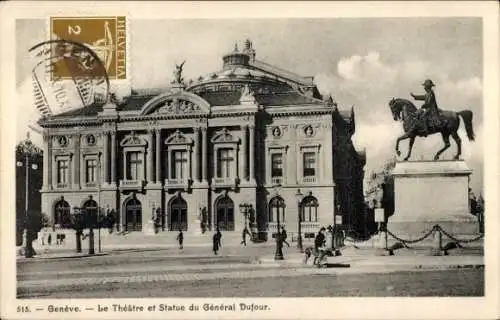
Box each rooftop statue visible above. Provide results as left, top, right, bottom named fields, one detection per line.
left=389, top=79, right=475, bottom=161
left=173, top=60, right=186, bottom=84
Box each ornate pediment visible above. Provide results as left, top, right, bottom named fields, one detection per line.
left=211, top=127, right=239, bottom=143
left=165, top=130, right=192, bottom=145
left=120, top=132, right=147, bottom=147
left=157, top=98, right=201, bottom=114
left=141, top=91, right=210, bottom=116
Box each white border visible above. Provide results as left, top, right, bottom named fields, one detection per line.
left=1, top=2, right=499, bottom=320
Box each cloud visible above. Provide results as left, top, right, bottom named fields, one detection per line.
left=316, top=51, right=483, bottom=192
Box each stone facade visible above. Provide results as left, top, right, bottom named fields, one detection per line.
left=38, top=40, right=365, bottom=239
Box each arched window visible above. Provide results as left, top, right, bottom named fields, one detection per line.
left=301, top=196, right=319, bottom=222
left=269, top=196, right=286, bottom=223
left=54, top=199, right=71, bottom=228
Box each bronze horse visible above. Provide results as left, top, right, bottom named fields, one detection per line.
left=388, top=98, right=475, bottom=161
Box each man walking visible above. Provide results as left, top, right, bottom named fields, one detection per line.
left=213, top=228, right=222, bottom=255
left=240, top=227, right=251, bottom=246
left=176, top=229, right=184, bottom=250
left=281, top=226, right=290, bottom=247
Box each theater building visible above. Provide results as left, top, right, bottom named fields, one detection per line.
left=38, top=39, right=365, bottom=239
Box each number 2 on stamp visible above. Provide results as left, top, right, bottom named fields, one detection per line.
left=68, top=25, right=81, bottom=35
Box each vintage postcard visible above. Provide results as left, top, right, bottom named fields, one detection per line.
left=1, top=1, right=499, bottom=320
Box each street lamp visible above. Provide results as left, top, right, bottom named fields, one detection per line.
left=295, top=189, right=304, bottom=253
left=239, top=202, right=251, bottom=230
left=273, top=186, right=284, bottom=260
left=16, top=154, right=38, bottom=258
left=71, top=207, right=84, bottom=253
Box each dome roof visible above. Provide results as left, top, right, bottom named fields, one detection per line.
left=186, top=39, right=321, bottom=99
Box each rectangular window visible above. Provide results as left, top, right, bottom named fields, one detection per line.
left=85, top=159, right=97, bottom=183
left=217, top=148, right=233, bottom=178
left=57, top=160, right=69, bottom=184
left=171, top=150, right=188, bottom=179
left=303, top=152, right=316, bottom=177
left=271, top=153, right=283, bottom=177
left=126, top=152, right=142, bottom=180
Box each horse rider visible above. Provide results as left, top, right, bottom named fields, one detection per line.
left=410, top=79, right=441, bottom=137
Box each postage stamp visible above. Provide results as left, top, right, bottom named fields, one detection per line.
left=50, top=16, right=126, bottom=80
left=1, top=2, right=499, bottom=320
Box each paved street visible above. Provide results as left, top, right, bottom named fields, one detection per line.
left=17, top=248, right=484, bottom=298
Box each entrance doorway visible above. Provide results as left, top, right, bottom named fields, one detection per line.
left=215, top=196, right=234, bottom=231
left=169, top=197, right=187, bottom=231
left=125, top=198, right=142, bottom=231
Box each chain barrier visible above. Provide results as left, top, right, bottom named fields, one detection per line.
left=385, top=224, right=484, bottom=247
left=435, top=225, right=484, bottom=244
left=386, top=226, right=435, bottom=245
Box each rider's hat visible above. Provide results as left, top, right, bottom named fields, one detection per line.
left=422, top=79, right=436, bottom=87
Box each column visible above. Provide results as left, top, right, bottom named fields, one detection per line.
left=42, top=135, right=50, bottom=189
left=155, top=129, right=161, bottom=183
left=110, top=132, right=117, bottom=185
left=147, top=130, right=154, bottom=183
left=73, top=134, right=80, bottom=188
left=193, top=127, right=200, bottom=183
left=201, top=127, right=207, bottom=182
left=240, top=125, right=247, bottom=182
left=249, top=124, right=255, bottom=182
left=103, top=132, right=109, bottom=184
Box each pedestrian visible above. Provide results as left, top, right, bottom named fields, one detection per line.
left=325, top=225, right=333, bottom=250
left=313, top=227, right=326, bottom=265
left=47, top=233, right=52, bottom=246
left=240, top=227, right=251, bottom=246
left=213, top=228, right=222, bottom=255
left=281, top=226, right=290, bottom=247
left=176, top=229, right=184, bottom=250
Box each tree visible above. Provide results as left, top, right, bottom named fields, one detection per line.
left=16, top=133, right=43, bottom=257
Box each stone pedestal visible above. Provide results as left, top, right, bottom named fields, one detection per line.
left=387, top=160, right=478, bottom=247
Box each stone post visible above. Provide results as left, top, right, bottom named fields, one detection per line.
left=429, top=226, right=443, bottom=256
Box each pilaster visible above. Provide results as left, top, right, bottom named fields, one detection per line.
left=42, top=134, right=50, bottom=190
left=248, top=124, right=256, bottom=184
left=193, top=127, right=200, bottom=183
left=103, top=132, right=110, bottom=184
left=240, top=125, right=248, bottom=182
left=110, top=132, right=117, bottom=186
left=201, top=127, right=208, bottom=184
left=73, top=134, right=81, bottom=189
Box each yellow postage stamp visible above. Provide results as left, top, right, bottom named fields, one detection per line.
left=50, top=16, right=126, bottom=79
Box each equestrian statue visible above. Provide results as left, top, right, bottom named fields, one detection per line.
left=389, top=79, right=475, bottom=161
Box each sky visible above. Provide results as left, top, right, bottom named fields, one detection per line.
left=16, top=18, right=483, bottom=193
